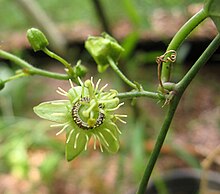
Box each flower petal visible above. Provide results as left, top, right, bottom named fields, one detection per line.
left=33, top=100, right=70, bottom=123
left=97, top=122, right=120, bottom=153
left=65, top=130, right=91, bottom=161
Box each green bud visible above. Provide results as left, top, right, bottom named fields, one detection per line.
left=85, top=33, right=124, bottom=73
left=0, top=79, right=5, bottom=90
left=73, top=60, right=87, bottom=78
left=27, top=28, right=49, bottom=52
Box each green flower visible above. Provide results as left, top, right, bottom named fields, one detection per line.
left=33, top=78, right=126, bottom=161
left=85, top=33, right=124, bottom=73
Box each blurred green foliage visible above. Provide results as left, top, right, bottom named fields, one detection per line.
left=0, top=0, right=203, bottom=33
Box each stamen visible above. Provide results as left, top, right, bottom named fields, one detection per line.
left=69, top=79, right=74, bottom=89
left=104, top=128, right=118, bottom=140
left=56, top=90, right=67, bottom=96
left=93, top=134, right=97, bottom=150
left=95, top=79, right=101, bottom=93
left=98, top=132, right=109, bottom=147
left=99, top=83, right=108, bottom=93
left=50, top=123, right=65, bottom=127
left=66, top=129, right=74, bottom=143
left=106, top=102, right=124, bottom=112
left=84, top=134, right=90, bottom=150
left=78, top=77, right=83, bottom=87
left=114, top=114, right=127, bottom=118
left=109, top=122, right=122, bottom=134
left=56, top=124, right=69, bottom=136
left=116, top=117, right=127, bottom=124
left=74, top=132, right=80, bottom=149
left=90, top=77, right=94, bottom=88
left=58, top=87, right=68, bottom=94
left=96, top=135, right=103, bottom=152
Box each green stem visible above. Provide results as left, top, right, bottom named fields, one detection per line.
left=42, top=48, right=73, bottom=74
left=3, top=72, right=28, bottom=83
left=137, top=95, right=180, bottom=194
left=161, top=9, right=208, bottom=82
left=137, top=34, right=220, bottom=194
left=0, top=49, right=33, bottom=69
left=117, top=91, right=164, bottom=100
left=29, top=67, right=69, bottom=79
left=107, top=56, right=137, bottom=89
left=0, top=49, right=70, bottom=80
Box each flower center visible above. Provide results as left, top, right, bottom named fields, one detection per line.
left=72, top=97, right=105, bottom=130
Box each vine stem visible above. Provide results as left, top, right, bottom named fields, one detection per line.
left=107, top=56, right=137, bottom=89
left=0, top=49, right=70, bottom=80
left=161, top=9, right=208, bottom=82
left=137, top=33, right=220, bottom=194
left=42, top=48, right=74, bottom=75
left=117, top=91, right=164, bottom=100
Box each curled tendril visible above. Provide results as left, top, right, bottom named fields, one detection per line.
left=156, top=50, right=177, bottom=93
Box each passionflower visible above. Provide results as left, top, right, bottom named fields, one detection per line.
left=33, top=78, right=126, bottom=161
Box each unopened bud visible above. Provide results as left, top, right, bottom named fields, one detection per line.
left=85, top=33, right=124, bottom=73
left=27, top=28, right=49, bottom=52
left=73, top=61, right=87, bottom=78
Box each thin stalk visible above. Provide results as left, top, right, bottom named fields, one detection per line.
left=0, top=49, right=33, bottom=69
left=0, top=49, right=69, bottom=80
left=3, top=72, right=28, bottom=83
left=136, top=95, right=180, bottom=194
left=42, top=48, right=74, bottom=75
left=29, top=67, right=69, bottom=80
left=117, top=91, right=164, bottom=100
left=161, top=9, right=208, bottom=82
left=107, top=56, right=137, bottom=89
left=137, top=34, right=220, bottom=194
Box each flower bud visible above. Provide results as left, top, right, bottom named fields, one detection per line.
left=85, top=33, right=124, bottom=73
left=27, top=28, right=49, bottom=52
left=73, top=61, right=87, bottom=78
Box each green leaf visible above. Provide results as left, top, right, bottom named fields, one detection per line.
left=204, top=0, right=220, bottom=32
left=33, top=100, right=69, bottom=123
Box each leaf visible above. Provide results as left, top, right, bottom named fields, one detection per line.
left=204, top=0, right=220, bottom=32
